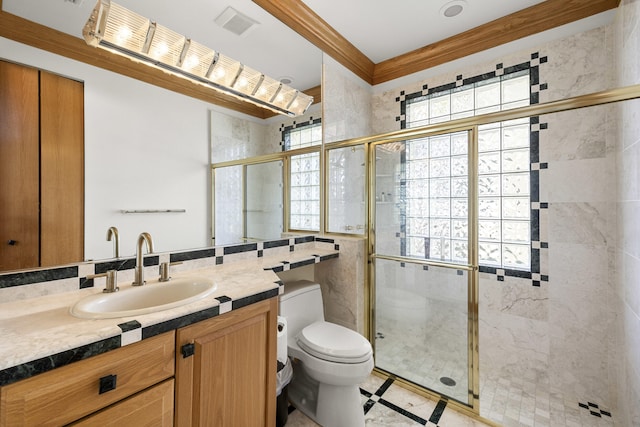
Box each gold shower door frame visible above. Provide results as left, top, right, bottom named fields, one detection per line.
left=367, top=125, right=480, bottom=412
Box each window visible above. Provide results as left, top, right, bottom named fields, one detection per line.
left=404, top=71, right=532, bottom=271
left=283, top=120, right=322, bottom=231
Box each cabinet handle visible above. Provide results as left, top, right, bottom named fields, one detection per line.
left=7, top=240, right=16, bottom=246
left=181, top=343, right=195, bottom=358
left=99, top=374, right=117, bottom=394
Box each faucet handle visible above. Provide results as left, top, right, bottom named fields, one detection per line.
left=87, top=270, right=119, bottom=293
left=159, top=261, right=182, bottom=282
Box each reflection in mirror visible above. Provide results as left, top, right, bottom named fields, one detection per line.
left=0, top=0, right=322, bottom=272
left=213, top=161, right=284, bottom=246
left=210, top=105, right=322, bottom=245
left=246, top=161, right=284, bottom=241
left=214, top=165, right=243, bottom=246
left=327, top=145, right=366, bottom=234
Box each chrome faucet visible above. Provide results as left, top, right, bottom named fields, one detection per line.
left=132, top=232, right=154, bottom=286
left=106, top=226, right=120, bottom=258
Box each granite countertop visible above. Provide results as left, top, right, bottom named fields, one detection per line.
left=0, top=246, right=338, bottom=385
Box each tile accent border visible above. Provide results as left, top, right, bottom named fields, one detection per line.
left=0, top=336, right=121, bottom=387
left=579, top=401, right=613, bottom=419
left=0, top=235, right=331, bottom=291
left=397, top=52, right=550, bottom=287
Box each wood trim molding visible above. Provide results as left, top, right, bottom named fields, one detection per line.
left=373, top=0, right=620, bottom=84
left=373, top=0, right=619, bottom=85
left=252, top=0, right=374, bottom=84
left=0, top=8, right=272, bottom=118
left=255, top=0, right=619, bottom=87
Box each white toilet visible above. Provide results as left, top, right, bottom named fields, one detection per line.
left=279, top=280, right=374, bottom=427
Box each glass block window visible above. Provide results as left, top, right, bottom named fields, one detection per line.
left=283, top=120, right=322, bottom=231
left=404, top=70, right=532, bottom=271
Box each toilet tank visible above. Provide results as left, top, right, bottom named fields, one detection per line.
left=279, top=280, right=325, bottom=339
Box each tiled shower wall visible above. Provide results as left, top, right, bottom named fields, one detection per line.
left=370, top=23, right=618, bottom=415
left=614, top=0, right=640, bottom=425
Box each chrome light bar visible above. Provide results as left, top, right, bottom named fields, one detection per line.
left=82, top=0, right=313, bottom=117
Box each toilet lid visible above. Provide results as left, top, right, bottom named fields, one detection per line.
left=297, top=321, right=372, bottom=364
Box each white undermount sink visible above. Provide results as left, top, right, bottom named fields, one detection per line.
left=70, top=276, right=217, bottom=319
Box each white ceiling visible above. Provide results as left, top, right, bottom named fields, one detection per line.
left=1, top=0, right=612, bottom=93
left=302, top=0, right=547, bottom=63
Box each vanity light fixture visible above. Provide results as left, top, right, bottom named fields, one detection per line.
left=82, top=0, right=313, bottom=117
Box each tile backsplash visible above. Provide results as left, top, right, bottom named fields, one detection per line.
left=0, top=235, right=334, bottom=303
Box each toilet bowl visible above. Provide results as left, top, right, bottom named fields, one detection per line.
left=279, top=280, right=374, bottom=427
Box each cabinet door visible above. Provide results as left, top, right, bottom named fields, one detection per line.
left=176, top=298, right=277, bottom=427
left=39, top=70, right=84, bottom=267
left=0, top=60, right=40, bottom=270
left=69, top=379, right=174, bottom=427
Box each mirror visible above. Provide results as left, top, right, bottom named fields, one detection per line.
left=0, top=0, right=322, bottom=271
left=210, top=105, right=323, bottom=245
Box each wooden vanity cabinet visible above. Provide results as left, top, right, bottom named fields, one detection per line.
left=175, top=297, right=278, bottom=427
left=0, top=331, right=175, bottom=427
left=0, top=297, right=278, bottom=426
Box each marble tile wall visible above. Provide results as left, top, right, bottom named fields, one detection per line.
left=314, top=236, right=367, bottom=335
left=210, top=110, right=273, bottom=163
left=322, top=55, right=373, bottom=143
left=614, top=0, right=640, bottom=425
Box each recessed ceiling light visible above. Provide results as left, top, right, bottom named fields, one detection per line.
left=440, top=0, right=466, bottom=18
left=279, top=76, right=293, bottom=85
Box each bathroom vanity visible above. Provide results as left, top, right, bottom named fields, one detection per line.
left=0, top=237, right=339, bottom=426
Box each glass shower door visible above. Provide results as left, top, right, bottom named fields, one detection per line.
left=371, top=130, right=478, bottom=407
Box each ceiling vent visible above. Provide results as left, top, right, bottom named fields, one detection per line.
left=214, top=7, right=259, bottom=36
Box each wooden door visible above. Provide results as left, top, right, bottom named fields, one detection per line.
left=175, top=298, right=277, bottom=427
left=39, top=70, right=84, bottom=267
left=0, top=60, right=40, bottom=270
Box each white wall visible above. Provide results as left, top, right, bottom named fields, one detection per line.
left=0, top=36, right=225, bottom=260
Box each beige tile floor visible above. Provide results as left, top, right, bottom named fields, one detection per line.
left=282, top=372, right=617, bottom=426
left=282, top=373, right=494, bottom=427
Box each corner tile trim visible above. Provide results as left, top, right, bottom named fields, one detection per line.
left=0, top=336, right=121, bottom=387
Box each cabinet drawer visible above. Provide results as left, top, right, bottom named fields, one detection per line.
left=0, top=331, right=175, bottom=427
left=69, top=379, right=174, bottom=427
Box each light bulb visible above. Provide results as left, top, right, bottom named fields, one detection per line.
left=152, top=42, right=168, bottom=58
left=237, top=77, right=248, bottom=88
left=183, top=54, right=199, bottom=70
left=215, top=68, right=226, bottom=79
left=116, top=26, right=132, bottom=43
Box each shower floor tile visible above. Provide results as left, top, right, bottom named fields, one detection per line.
left=479, top=371, right=615, bottom=427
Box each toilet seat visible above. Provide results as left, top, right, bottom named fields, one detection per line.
left=297, top=321, right=372, bottom=364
